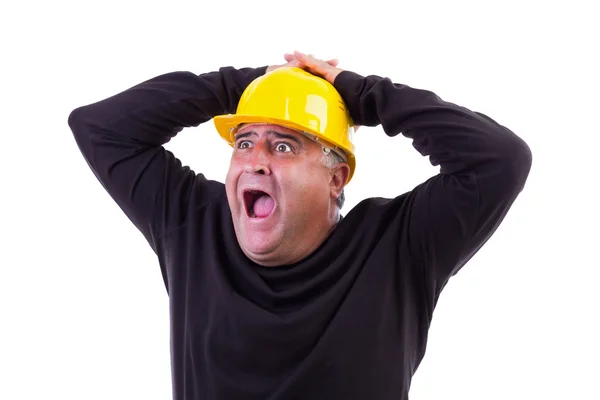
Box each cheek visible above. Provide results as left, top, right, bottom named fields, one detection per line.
left=277, top=162, right=330, bottom=204
left=225, top=160, right=242, bottom=204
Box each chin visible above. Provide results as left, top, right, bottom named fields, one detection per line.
left=233, top=222, right=282, bottom=263
left=241, top=245, right=282, bottom=267
left=240, top=232, right=280, bottom=256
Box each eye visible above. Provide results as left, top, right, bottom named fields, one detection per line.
left=237, top=140, right=252, bottom=149
left=276, top=143, right=293, bottom=153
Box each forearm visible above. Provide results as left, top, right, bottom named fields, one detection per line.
left=69, top=66, right=268, bottom=146
left=333, top=71, right=532, bottom=193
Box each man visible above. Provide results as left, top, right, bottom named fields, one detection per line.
left=68, top=51, right=532, bottom=399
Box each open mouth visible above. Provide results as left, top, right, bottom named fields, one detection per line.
left=243, top=190, right=275, bottom=219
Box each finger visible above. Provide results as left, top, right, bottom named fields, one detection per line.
left=302, top=53, right=333, bottom=73
left=294, top=51, right=319, bottom=67
left=326, top=59, right=339, bottom=67
left=284, top=53, right=295, bottom=62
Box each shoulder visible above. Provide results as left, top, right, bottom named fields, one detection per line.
left=333, top=192, right=414, bottom=245
left=343, top=192, right=413, bottom=223
left=192, top=175, right=227, bottom=205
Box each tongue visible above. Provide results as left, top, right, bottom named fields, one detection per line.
left=253, top=195, right=275, bottom=218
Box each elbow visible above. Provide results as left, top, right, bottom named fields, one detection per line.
left=68, top=106, right=91, bottom=132
left=495, top=134, right=533, bottom=197
left=68, top=105, right=101, bottom=142
left=510, top=135, right=532, bottom=191
left=68, top=106, right=99, bottom=162
left=68, top=106, right=86, bottom=136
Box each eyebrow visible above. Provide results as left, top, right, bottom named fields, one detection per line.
left=234, top=130, right=304, bottom=147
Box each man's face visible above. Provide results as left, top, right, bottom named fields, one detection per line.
left=225, top=123, right=347, bottom=266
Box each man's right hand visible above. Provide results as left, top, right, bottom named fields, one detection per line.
left=266, top=54, right=339, bottom=73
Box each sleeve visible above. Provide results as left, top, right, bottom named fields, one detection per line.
left=68, top=66, right=268, bottom=253
left=333, top=71, right=532, bottom=298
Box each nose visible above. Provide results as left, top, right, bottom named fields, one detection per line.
left=243, top=142, right=272, bottom=175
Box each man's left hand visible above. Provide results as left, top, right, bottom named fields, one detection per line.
left=285, top=51, right=345, bottom=85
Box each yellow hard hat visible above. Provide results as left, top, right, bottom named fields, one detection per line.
left=213, top=67, right=357, bottom=183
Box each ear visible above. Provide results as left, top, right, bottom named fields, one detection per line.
left=329, top=163, right=350, bottom=199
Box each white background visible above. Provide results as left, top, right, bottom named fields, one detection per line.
left=1, top=1, right=599, bottom=399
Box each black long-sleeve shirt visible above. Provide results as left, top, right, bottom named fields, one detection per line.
left=68, top=65, right=532, bottom=400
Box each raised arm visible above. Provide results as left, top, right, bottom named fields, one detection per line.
left=68, top=66, right=267, bottom=252
left=333, top=69, right=532, bottom=295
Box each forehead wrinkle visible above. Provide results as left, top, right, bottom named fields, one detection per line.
left=236, top=125, right=313, bottom=149
left=265, top=130, right=304, bottom=148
